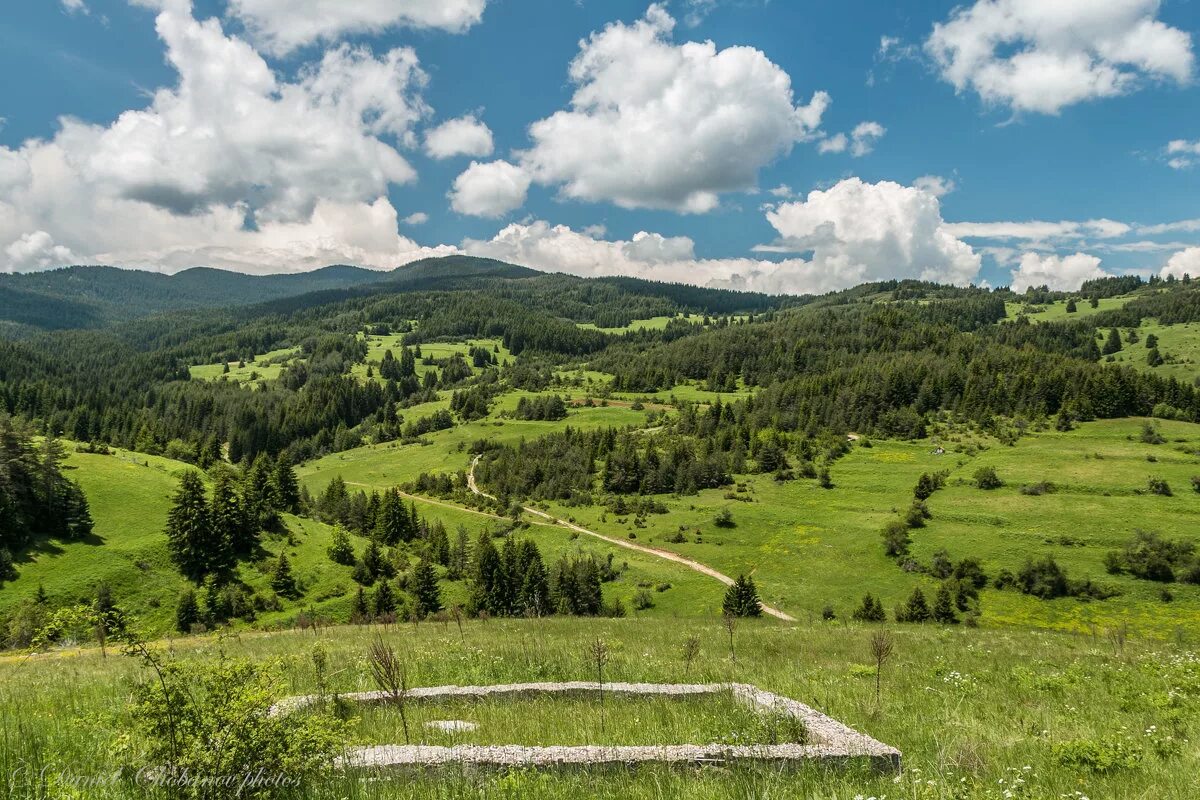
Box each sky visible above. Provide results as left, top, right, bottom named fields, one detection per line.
left=1, top=0, right=1199, bottom=293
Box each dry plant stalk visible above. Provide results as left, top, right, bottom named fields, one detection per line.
left=369, top=635, right=410, bottom=744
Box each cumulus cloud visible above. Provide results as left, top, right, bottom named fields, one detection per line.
left=1165, top=139, right=1200, bottom=169
left=761, top=177, right=982, bottom=287
left=1009, top=252, right=1109, bottom=292
left=424, top=115, right=494, bottom=160
left=4, top=232, right=77, bottom=273
left=62, top=0, right=89, bottom=14
left=926, top=0, right=1194, bottom=114
left=448, top=160, right=531, bottom=218
left=226, top=0, right=487, bottom=56
left=817, top=122, right=885, bottom=157
left=514, top=4, right=830, bottom=214
left=462, top=178, right=982, bottom=294
left=402, top=212, right=429, bottom=225
left=0, top=0, right=451, bottom=274
left=1162, top=247, right=1200, bottom=279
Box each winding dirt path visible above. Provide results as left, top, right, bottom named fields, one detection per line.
left=467, top=457, right=796, bottom=622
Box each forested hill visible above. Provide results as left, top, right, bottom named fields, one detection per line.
left=0, top=264, right=391, bottom=332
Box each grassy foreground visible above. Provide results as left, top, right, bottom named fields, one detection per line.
left=1, top=617, right=1198, bottom=799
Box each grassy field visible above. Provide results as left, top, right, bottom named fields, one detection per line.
left=1005, top=295, right=1131, bottom=323
left=577, top=314, right=703, bottom=335
left=189, top=346, right=300, bottom=386
left=2, top=617, right=1198, bottom=799
left=350, top=335, right=515, bottom=384
left=1107, top=319, right=1200, bottom=385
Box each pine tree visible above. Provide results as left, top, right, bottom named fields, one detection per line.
left=244, top=454, right=280, bottom=531
left=722, top=575, right=763, bottom=618
left=932, top=583, right=959, bottom=624
left=896, top=587, right=932, bottom=623
left=373, top=580, right=396, bottom=616
left=165, top=471, right=213, bottom=582
left=1102, top=327, right=1123, bottom=355
left=1147, top=347, right=1164, bottom=367
left=350, top=586, right=369, bottom=622
left=273, top=455, right=301, bottom=513
left=851, top=593, right=886, bottom=622
left=470, top=533, right=507, bottom=616
left=210, top=470, right=250, bottom=563
left=411, top=559, right=442, bottom=618
left=64, top=481, right=94, bottom=539
left=175, top=589, right=201, bottom=632
left=361, top=537, right=385, bottom=582
left=1065, top=298, right=1077, bottom=313
left=271, top=553, right=298, bottom=598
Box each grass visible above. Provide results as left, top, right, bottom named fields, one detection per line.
left=347, top=690, right=801, bottom=747
left=1004, top=296, right=1131, bottom=323
left=2, top=617, right=1198, bottom=798
left=1106, top=319, right=1200, bottom=385
left=351, top=335, right=515, bottom=384
left=576, top=314, right=703, bottom=335
left=189, top=346, right=299, bottom=386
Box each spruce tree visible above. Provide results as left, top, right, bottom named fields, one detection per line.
left=411, top=559, right=442, bottom=618
left=1102, top=327, right=1123, bottom=355
left=470, top=533, right=507, bottom=616
left=896, top=587, right=932, bottom=623
left=64, top=481, right=93, bottom=539
left=165, top=471, right=212, bottom=583
left=271, top=553, right=298, bottom=598
left=350, top=586, right=370, bottom=623
left=722, top=575, right=763, bottom=617
left=851, top=593, right=886, bottom=622
left=932, top=583, right=959, bottom=624
left=243, top=454, right=280, bottom=531
left=176, top=589, right=201, bottom=633
left=273, top=456, right=301, bottom=513
left=1065, top=298, right=1077, bottom=313
left=373, top=580, right=397, bottom=616
left=1147, top=347, right=1164, bottom=367
left=210, top=470, right=250, bottom=561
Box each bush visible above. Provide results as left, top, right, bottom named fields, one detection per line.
left=632, top=589, right=654, bottom=610
left=1147, top=477, right=1172, bottom=496
left=1017, top=557, right=1069, bottom=599
left=973, top=467, right=1002, bottom=490
left=122, top=651, right=345, bottom=797
left=1105, top=530, right=1196, bottom=583
left=713, top=508, right=736, bottom=528
left=1020, top=481, right=1056, bottom=496
left=881, top=520, right=911, bottom=558
left=904, top=500, right=930, bottom=528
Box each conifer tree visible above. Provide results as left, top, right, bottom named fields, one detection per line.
left=350, top=586, right=370, bottom=623
left=271, top=553, right=298, bottom=598
left=896, top=587, right=932, bottom=622
left=244, top=454, right=280, bottom=531
left=411, top=559, right=442, bottom=618
left=932, top=583, right=959, bottom=624
left=176, top=589, right=201, bottom=633
left=210, top=470, right=251, bottom=560
left=165, top=471, right=213, bottom=582
left=327, top=526, right=355, bottom=565
left=64, top=481, right=93, bottom=540
left=273, top=455, right=301, bottom=513
left=851, top=593, right=887, bottom=622
left=373, top=580, right=396, bottom=616
left=722, top=575, right=763, bottom=617
left=1102, top=327, right=1123, bottom=355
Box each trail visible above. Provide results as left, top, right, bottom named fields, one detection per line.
left=467, top=456, right=796, bottom=622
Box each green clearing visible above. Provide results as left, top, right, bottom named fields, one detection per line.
left=351, top=335, right=514, bottom=384
left=1107, top=319, right=1200, bottom=385
left=189, top=346, right=300, bottom=386
left=348, top=689, right=800, bottom=747
left=3, top=617, right=1199, bottom=799
left=1004, top=295, right=1131, bottom=323
left=577, top=314, right=702, bottom=334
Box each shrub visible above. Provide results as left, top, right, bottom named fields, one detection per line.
left=1020, top=481, right=1056, bottom=496
left=632, top=589, right=654, bottom=610
left=1105, top=530, right=1196, bottom=583
left=973, top=467, right=1003, bottom=490
left=1147, top=477, right=1172, bottom=496
left=904, top=500, right=930, bottom=528
left=713, top=508, right=736, bottom=528
left=122, top=651, right=345, bottom=797
left=1017, top=557, right=1069, bottom=599
left=881, top=520, right=911, bottom=558
left=1053, top=738, right=1143, bottom=773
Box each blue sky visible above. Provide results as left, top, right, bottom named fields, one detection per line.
left=1, top=0, right=1199, bottom=292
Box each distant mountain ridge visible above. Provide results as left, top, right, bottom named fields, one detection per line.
left=0, top=264, right=396, bottom=332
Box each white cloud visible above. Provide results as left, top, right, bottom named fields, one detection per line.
left=424, top=115, right=494, bottom=160
left=926, top=0, right=1193, bottom=114
left=849, top=121, right=886, bottom=156
left=1165, top=139, right=1200, bottom=169
left=448, top=160, right=531, bottom=218
left=944, top=219, right=1131, bottom=241
left=762, top=177, right=982, bottom=287
left=402, top=212, right=429, bottom=225
left=0, top=1, right=451, bottom=274
left=1139, top=218, right=1200, bottom=235
left=4, top=232, right=77, bottom=273
left=1162, top=247, right=1200, bottom=279
left=227, top=0, right=487, bottom=56
left=817, top=133, right=847, bottom=154
left=768, top=184, right=793, bottom=198
left=913, top=175, right=956, bottom=197
left=516, top=4, right=830, bottom=214
left=62, top=0, right=89, bottom=14
left=1009, top=251, right=1108, bottom=292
